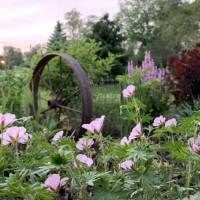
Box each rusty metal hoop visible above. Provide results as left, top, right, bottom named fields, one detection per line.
left=30, top=53, right=92, bottom=138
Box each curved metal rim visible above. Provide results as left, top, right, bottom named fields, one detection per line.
left=30, top=53, right=92, bottom=138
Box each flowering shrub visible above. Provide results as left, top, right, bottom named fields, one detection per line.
left=117, top=51, right=173, bottom=134
left=167, top=42, right=200, bottom=104
left=0, top=68, right=31, bottom=116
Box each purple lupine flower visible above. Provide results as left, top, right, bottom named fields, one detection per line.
left=141, top=51, right=166, bottom=82
left=142, top=51, right=156, bottom=70
left=127, top=60, right=134, bottom=76
left=157, top=68, right=166, bottom=79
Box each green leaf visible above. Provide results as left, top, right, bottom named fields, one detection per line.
left=182, top=192, right=200, bottom=200
left=91, top=188, right=127, bottom=200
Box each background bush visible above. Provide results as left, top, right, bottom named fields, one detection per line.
left=167, top=42, right=200, bottom=104
left=0, top=68, right=32, bottom=117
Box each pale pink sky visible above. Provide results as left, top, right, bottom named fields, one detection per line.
left=0, top=0, right=119, bottom=53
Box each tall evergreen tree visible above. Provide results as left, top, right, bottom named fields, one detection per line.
left=48, top=21, right=67, bottom=51
left=89, top=14, right=127, bottom=77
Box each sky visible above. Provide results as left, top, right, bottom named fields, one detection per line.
left=0, top=0, right=119, bottom=54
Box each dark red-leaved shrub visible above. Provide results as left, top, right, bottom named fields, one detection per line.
left=167, top=42, right=200, bottom=103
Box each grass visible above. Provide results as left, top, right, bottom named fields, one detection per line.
left=92, top=84, right=122, bottom=137
left=36, top=83, right=122, bottom=135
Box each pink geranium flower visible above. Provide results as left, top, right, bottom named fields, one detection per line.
left=188, top=136, right=200, bottom=153
left=76, top=154, right=93, bottom=167
left=0, top=113, right=16, bottom=129
left=122, top=85, right=136, bottom=98
left=76, top=138, right=94, bottom=150
left=153, top=115, right=166, bottom=127
left=0, top=126, right=31, bottom=145
left=165, top=118, right=177, bottom=127
left=119, top=160, right=134, bottom=170
left=192, top=144, right=200, bottom=153
left=44, top=174, right=68, bottom=192
left=129, top=123, right=142, bottom=141
left=52, top=131, right=64, bottom=142
left=120, top=136, right=130, bottom=145
left=82, top=115, right=105, bottom=133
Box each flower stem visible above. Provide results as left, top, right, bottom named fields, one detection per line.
left=185, top=161, right=192, bottom=190
left=15, top=143, right=19, bottom=161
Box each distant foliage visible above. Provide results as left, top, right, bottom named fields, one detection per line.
left=67, top=39, right=116, bottom=82
left=167, top=42, right=200, bottom=104
left=0, top=68, right=31, bottom=116
left=119, top=0, right=200, bottom=66
left=23, top=44, right=45, bottom=69
left=64, top=9, right=83, bottom=40
left=3, top=46, right=23, bottom=68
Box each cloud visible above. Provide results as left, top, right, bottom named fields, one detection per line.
left=0, top=2, right=45, bottom=23
left=0, top=0, right=119, bottom=54
left=65, top=0, right=119, bottom=16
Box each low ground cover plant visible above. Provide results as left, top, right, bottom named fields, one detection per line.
left=0, top=79, right=200, bottom=199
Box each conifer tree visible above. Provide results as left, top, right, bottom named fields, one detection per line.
left=48, top=21, right=67, bottom=51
